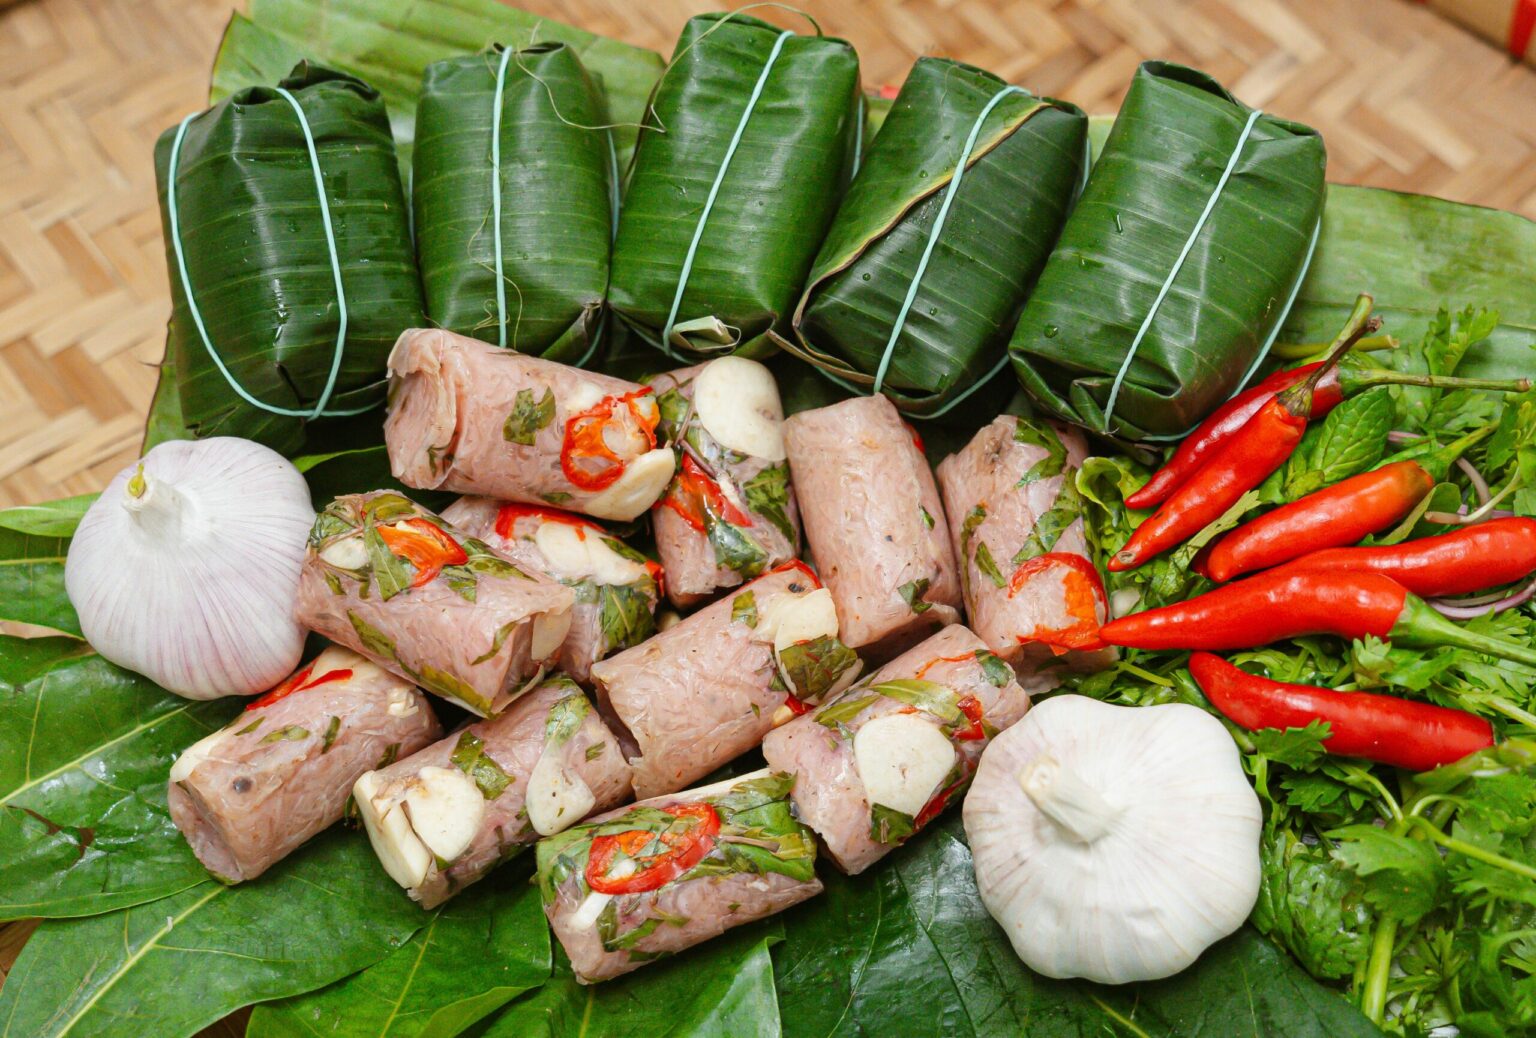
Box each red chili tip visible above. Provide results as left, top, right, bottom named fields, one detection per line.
left=1106, top=550, right=1136, bottom=572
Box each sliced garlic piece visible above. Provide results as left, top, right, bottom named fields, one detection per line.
left=853, top=713, right=956, bottom=817
left=693, top=357, right=786, bottom=461
left=320, top=536, right=368, bottom=570
left=757, top=587, right=840, bottom=655
left=570, top=890, right=614, bottom=930
left=169, top=729, right=227, bottom=784
left=583, top=449, right=676, bottom=521
left=402, top=766, right=485, bottom=863
left=530, top=607, right=574, bottom=663
left=354, top=771, right=431, bottom=889
left=533, top=522, right=648, bottom=586
left=386, top=687, right=418, bottom=717
left=526, top=748, right=596, bottom=836
left=562, top=381, right=606, bottom=416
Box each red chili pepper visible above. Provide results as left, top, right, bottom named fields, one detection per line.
left=657, top=454, right=753, bottom=533
left=765, top=559, right=822, bottom=590
left=377, top=518, right=468, bottom=587
left=644, top=558, right=666, bottom=599
left=561, top=388, right=658, bottom=492
left=246, top=664, right=354, bottom=711
left=584, top=802, right=720, bottom=895
left=1099, top=569, right=1536, bottom=667
left=1273, top=517, right=1536, bottom=598
left=1196, top=461, right=1434, bottom=583
left=494, top=503, right=601, bottom=540
left=1127, top=367, right=1529, bottom=511
left=906, top=422, right=925, bottom=455
left=782, top=693, right=811, bottom=717
left=1189, top=652, right=1493, bottom=771
left=914, top=652, right=983, bottom=680
left=1110, top=303, right=1381, bottom=572
left=954, top=695, right=987, bottom=741
left=1007, top=553, right=1106, bottom=651
left=912, top=772, right=971, bottom=831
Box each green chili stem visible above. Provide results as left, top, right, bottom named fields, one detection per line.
left=1275, top=333, right=1398, bottom=361
left=1360, top=915, right=1398, bottom=1025
left=1391, top=594, right=1536, bottom=668
left=1409, top=816, right=1536, bottom=882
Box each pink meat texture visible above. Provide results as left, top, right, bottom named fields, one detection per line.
left=442, top=497, right=660, bottom=684
left=783, top=394, right=961, bottom=658
left=295, top=490, right=574, bottom=717
left=538, top=771, right=822, bottom=983
left=647, top=360, right=800, bottom=607
left=383, top=328, right=673, bottom=521
left=356, top=678, right=632, bottom=908
left=167, top=646, right=440, bottom=883
left=762, top=624, right=1032, bottom=875
left=590, top=563, right=860, bottom=800
left=936, top=416, right=1113, bottom=672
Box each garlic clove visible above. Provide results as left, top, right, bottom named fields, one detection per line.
left=692, top=357, right=786, bottom=461
left=570, top=889, right=615, bottom=930
left=530, top=607, right=574, bottom=664
left=354, top=772, right=432, bottom=889
left=533, top=522, right=648, bottom=586
left=320, top=536, right=368, bottom=571
left=401, top=766, right=485, bottom=863
left=582, top=449, right=676, bottom=521
left=169, top=728, right=228, bottom=784
left=757, top=587, right=840, bottom=655
left=853, top=713, right=955, bottom=817
left=525, top=748, right=596, bottom=836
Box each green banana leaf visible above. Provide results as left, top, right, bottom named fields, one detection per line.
left=153, top=62, right=423, bottom=454
left=414, top=43, right=614, bottom=362
left=783, top=57, right=1087, bottom=415
left=608, top=13, right=861, bottom=359
left=1009, top=61, right=1328, bottom=440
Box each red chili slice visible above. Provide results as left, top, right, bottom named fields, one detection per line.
left=585, top=802, right=721, bottom=895
left=246, top=665, right=354, bottom=711
left=914, top=652, right=981, bottom=681
left=377, top=518, right=468, bottom=588
left=912, top=771, right=971, bottom=831
left=658, top=454, right=753, bottom=533
left=644, top=559, right=666, bottom=599
left=1007, top=553, right=1107, bottom=653
left=782, top=693, right=811, bottom=717
left=561, top=388, right=659, bottom=492
left=494, top=503, right=602, bottom=541
left=766, top=559, right=821, bottom=590
left=954, top=695, right=987, bottom=741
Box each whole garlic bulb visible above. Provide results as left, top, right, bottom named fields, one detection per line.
left=66, top=437, right=315, bottom=699
left=962, top=694, right=1261, bottom=985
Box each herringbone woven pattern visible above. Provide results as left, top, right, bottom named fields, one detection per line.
left=1, top=0, right=1534, bottom=513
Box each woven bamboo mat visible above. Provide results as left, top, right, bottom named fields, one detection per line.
left=2, top=0, right=1535, bottom=509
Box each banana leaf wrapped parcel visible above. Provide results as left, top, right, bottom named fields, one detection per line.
left=785, top=57, right=1087, bottom=415
left=608, top=13, right=861, bottom=359
left=154, top=63, right=424, bottom=453
left=414, top=44, right=615, bottom=363
left=1008, top=61, right=1327, bottom=439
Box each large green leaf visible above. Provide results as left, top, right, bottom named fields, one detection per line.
left=480, top=927, right=783, bottom=1038
left=608, top=13, right=861, bottom=359
left=0, top=832, right=425, bottom=1038
left=774, top=814, right=1383, bottom=1038
left=0, top=637, right=236, bottom=921
left=154, top=63, right=423, bottom=454
left=0, top=527, right=76, bottom=636
left=0, top=495, right=95, bottom=538
left=1009, top=61, right=1327, bottom=439
left=247, top=872, right=550, bottom=1038
left=414, top=43, right=613, bottom=362
left=243, top=0, right=663, bottom=170
left=1283, top=184, right=1536, bottom=383
left=785, top=57, right=1086, bottom=415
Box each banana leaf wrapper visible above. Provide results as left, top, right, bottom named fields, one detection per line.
left=608, top=13, right=861, bottom=360
left=154, top=63, right=424, bottom=453
left=414, top=43, right=615, bottom=363
left=785, top=57, right=1087, bottom=416
left=1008, top=61, right=1327, bottom=439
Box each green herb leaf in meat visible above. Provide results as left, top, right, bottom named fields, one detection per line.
left=778, top=635, right=859, bottom=703
left=732, top=590, right=758, bottom=628
left=897, top=578, right=933, bottom=614
left=450, top=731, right=512, bottom=800
left=742, top=463, right=796, bottom=542
left=597, top=582, right=657, bottom=655
left=503, top=387, right=557, bottom=445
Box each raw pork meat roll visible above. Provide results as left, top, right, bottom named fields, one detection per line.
left=355, top=677, right=632, bottom=908
left=384, top=328, right=675, bottom=521
left=168, top=646, right=440, bottom=883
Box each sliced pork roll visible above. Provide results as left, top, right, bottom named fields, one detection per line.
left=648, top=357, right=799, bottom=608
left=590, top=562, right=862, bottom=800
left=383, top=328, right=675, bottom=521
left=354, top=677, right=631, bottom=908
left=442, top=498, right=661, bottom=684
left=538, top=769, right=822, bottom=983
left=936, top=416, right=1114, bottom=672
left=762, top=624, right=1030, bottom=875
left=167, top=647, right=440, bottom=883
left=783, top=394, right=961, bottom=657
left=296, top=491, right=574, bottom=717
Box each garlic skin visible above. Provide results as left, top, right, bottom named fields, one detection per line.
left=66, top=437, right=315, bottom=700
left=962, top=694, right=1261, bottom=985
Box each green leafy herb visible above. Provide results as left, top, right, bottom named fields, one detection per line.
left=814, top=694, right=879, bottom=730
left=541, top=492, right=573, bottom=505
left=742, top=464, right=796, bottom=542
left=543, top=692, right=591, bottom=749
left=874, top=679, right=962, bottom=723
left=1013, top=478, right=1082, bottom=564
left=897, top=578, right=933, bottom=614
left=320, top=716, right=341, bottom=753
left=364, top=522, right=413, bottom=601
left=1277, top=387, right=1394, bottom=500
left=974, top=650, right=1012, bottom=688
left=347, top=611, right=398, bottom=663
left=869, top=803, right=917, bottom=845
left=778, top=635, right=859, bottom=703
left=503, top=387, right=556, bottom=445
left=419, top=665, right=494, bottom=716
left=708, top=518, right=770, bottom=578
left=234, top=718, right=264, bottom=737
left=597, top=582, right=657, bottom=654
left=585, top=743, right=605, bottom=762
left=731, top=590, right=758, bottom=628
left=471, top=620, right=517, bottom=665
left=450, top=731, right=512, bottom=801
left=259, top=725, right=310, bottom=744
left=972, top=542, right=1006, bottom=589
left=1013, top=418, right=1068, bottom=485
